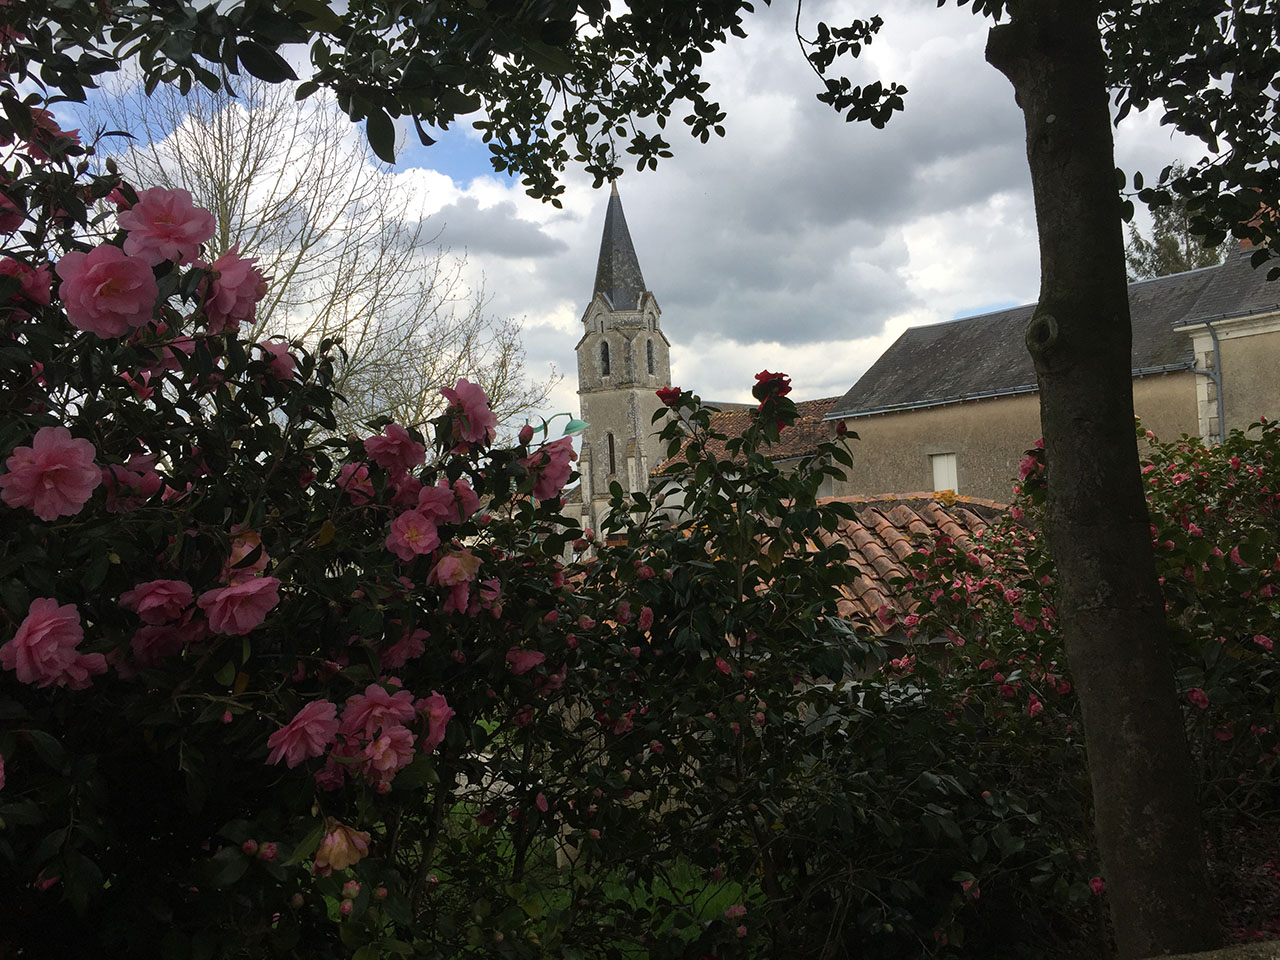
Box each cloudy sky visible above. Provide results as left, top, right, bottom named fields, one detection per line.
left=85, top=1, right=1207, bottom=421
left=375, top=0, right=1207, bottom=419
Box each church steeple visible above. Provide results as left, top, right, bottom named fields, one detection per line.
left=592, top=182, right=646, bottom=311
left=573, top=184, right=672, bottom=537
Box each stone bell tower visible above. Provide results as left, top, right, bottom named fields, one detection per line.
left=575, top=183, right=672, bottom=535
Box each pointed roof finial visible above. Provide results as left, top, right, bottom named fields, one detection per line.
left=593, top=184, right=645, bottom=310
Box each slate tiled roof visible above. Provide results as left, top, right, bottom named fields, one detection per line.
left=827, top=251, right=1276, bottom=420
left=592, top=183, right=647, bottom=311
left=812, top=493, right=1008, bottom=635
left=1178, top=246, right=1280, bottom=323
left=653, top=397, right=841, bottom=475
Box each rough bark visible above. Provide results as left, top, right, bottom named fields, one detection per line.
left=985, top=3, right=1219, bottom=957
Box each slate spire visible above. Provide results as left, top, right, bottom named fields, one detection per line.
left=591, top=182, right=646, bottom=311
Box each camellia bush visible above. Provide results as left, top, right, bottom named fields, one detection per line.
left=0, top=77, right=601, bottom=957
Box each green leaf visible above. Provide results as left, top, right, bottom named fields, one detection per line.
left=25, top=728, right=66, bottom=771
left=366, top=109, right=397, bottom=163
left=285, top=820, right=325, bottom=865
left=236, top=40, right=297, bottom=83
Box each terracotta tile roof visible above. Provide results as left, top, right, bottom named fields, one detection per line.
left=812, top=493, right=1009, bottom=635
left=653, top=396, right=842, bottom=475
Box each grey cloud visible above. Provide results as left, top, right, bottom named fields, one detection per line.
left=429, top=196, right=568, bottom=258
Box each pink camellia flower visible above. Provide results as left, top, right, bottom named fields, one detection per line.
left=197, top=576, right=280, bottom=636
left=365, top=424, right=426, bottom=474
left=117, top=187, right=215, bottom=266
left=0, top=257, right=52, bottom=313
left=382, top=628, right=427, bottom=668
left=439, top=378, right=497, bottom=451
left=24, top=107, right=80, bottom=161
left=1089, top=877, right=1106, bottom=896
left=337, top=463, right=373, bottom=505
left=518, top=423, right=535, bottom=445
left=638, top=605, right=655, bottom=632
left=1, top=426, right=101, bottom=520
left=119, top=579, right=193, bottom=624
left=1027, top=694, right=1044, bottom=718
left=448, top=477, right=481, bottom=522
left=519, top=436, right=577, bottom=501
left=257, top=341, right=295, bottom=381
left=199, top=244, right=265, bottom=333
left=419, top=690, right=454, bottom=753
left=724, top=904, right=747, bottom=921
left=506, top=647, right=546, bottom=675
left=341, top=683, right=417, bottom=739
left=222, top=527, right=269, bottom=583
left=715, top=657, right=731, bottom=675
left=428, top=550, right=481, bottom=613
left=314, top=818, right=371, bottom=873
left=56, top=245, right=159, bottom=337
left=388, top=471, right=423, bottom=508
left=101, top=453, right=162, bottom=513
left=1254, top=634, right=1274, bottom=651
left=1187, top=687, right=1210, bottom=710
left=266, top=699, right=340, bottom=767
left=130, top=622, right=187, bottom=667
left=362, top=724, right=416, bottom=783
left=385, top=509, right=440, bottom=562
left=0, top=598, right=106, bottom=689
left=0, top=193, right=23, bottom=234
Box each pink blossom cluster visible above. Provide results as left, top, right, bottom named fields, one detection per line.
left=519, top=436, right=577, bottom=501
left=266, top=684, right=454, bottom=793
left=439, top=378, right=497, bottom=452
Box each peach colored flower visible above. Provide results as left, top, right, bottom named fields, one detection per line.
left=197, top=576, right=280, bottom=635
left=117, top=187, right=215, bottom=266
left=0, top=426, right=101, bottom=520
left=199, top=244, right=265, bottom=332
left=0, top=598, right=106, bottom=689
left=266, top=699, right=340, bottom=767
left=222, top=528, right=269, bottom=583
left=419, top=690, right=454, bottom=753
left=428, top=549, right=481, bottom=613
left=440, top=377, right=497, bottom=451
left=56, top=245, right=158, bottom=337
left=119, top=579, right=193, bottom=624
left=365, top=424, right=426, bottom=474
left=315, top=819, right=370, bottom=873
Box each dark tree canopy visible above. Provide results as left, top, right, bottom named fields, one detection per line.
left=1126, top=164, right=1226, bottom=279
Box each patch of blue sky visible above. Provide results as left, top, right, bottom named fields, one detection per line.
left=953, top=300, right=1020, bottom=320
left=398, top=124, right=508, bottom=186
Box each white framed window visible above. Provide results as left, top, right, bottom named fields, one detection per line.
left=931, top=452, right=958, bottom=492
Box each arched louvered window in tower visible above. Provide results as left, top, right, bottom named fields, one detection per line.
left=607, top=433, right=617, bottom=475
left=646, top=339, right=655, bottom=375
left=600, top=341, right=610, bottom=376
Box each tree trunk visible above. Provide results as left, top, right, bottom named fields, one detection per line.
left=985, top=3, right=1219, bottom=957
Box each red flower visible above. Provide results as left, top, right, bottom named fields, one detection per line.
left=751, top=370, right=792, bottom=403
left=655, top=386, right=681, bottom=407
